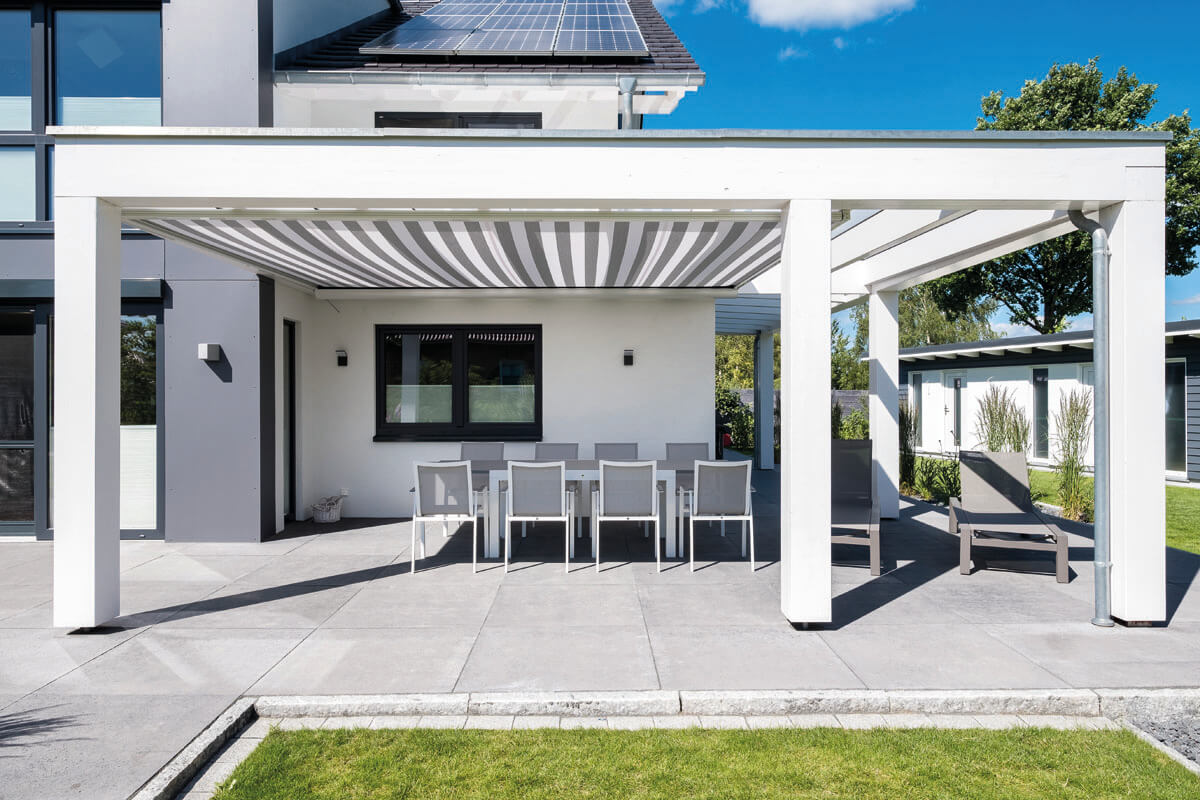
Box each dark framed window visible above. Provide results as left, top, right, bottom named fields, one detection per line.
left=375, top=111, right=542, bottom=130
left=0, top=9, right=32, bottom=131
left=375, top=324, right=542, bottom=441
left=53, top=8, right=162, bottom=125
left=1032, top=368, right=1049, bottom=459
left=910, top=373, right=922, bottom=448
left=1166, top=360, right=1187, bottom=473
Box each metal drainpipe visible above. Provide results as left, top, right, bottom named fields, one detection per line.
left=1069, top=209, right=1115, bottom=628
left=618, top=77, right=637, bottom=129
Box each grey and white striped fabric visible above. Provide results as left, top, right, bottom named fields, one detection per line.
left=127, top=217, right=782, bottom=290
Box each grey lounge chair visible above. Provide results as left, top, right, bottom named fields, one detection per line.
left=951, top=450, right=1069, bottom=583
left=831, top=440, right=881, bottom=576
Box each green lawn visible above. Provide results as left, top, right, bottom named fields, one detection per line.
left=212, top=728, right=1199, bottom=800
left=1028, top=470, right=1200, bottom=555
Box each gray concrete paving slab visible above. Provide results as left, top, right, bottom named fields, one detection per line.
left=158, top=583, right=361, bottom=630
left=248, top=627, right=477, bottom=695
left=0, top=628, right=140, bottom=694
left=231, top=553, right=400, bottom=588
left=322, top=581, right=497, bottom=629
left=119, top=554, right=277, bottom=584
left=486, top=584, right=644, bottom=628
left=637, top=581, right=784, bottom=628
left=455, top=625, right=658, bottom=692
left=646, top=624, right=864, bottom=690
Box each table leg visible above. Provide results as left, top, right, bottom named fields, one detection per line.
left=487, top=472, right=501, bottom=559
left=664, top=472, right=676, bottom=558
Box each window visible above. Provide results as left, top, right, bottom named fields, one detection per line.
left=375, top=111, right=542, bottom=130
left=910, top=373, right=923, bottom=448
left=951, top=376, right=962, bottom=447
left=0, top=10, right=32, bottom=131
left=1166, top=360, right=1187, bottom=473
left=376, top=325, right=541, bottom=440
left=54, top=10, right=161, bottom=125
left=0, top=147, right=36, bottom=220
left=1032, top=368, right=1049, bottom=459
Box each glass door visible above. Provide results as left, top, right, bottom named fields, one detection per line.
left=0, top=309, right=35, bottom=533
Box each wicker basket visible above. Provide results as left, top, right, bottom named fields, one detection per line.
left=312, top=495, right=344, bottom=524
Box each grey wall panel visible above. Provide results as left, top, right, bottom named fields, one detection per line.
left=164, top=240, right=256, bottom=281
left=162, top=0, right=273, bottom=127
left=164, top=279, right=264, bottom=542
left=0, top=236, right=166, bottom=281
left=258, top=277, right=276, bottom=538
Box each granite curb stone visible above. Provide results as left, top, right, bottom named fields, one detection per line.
left=128, top=697, right=256, bottom=800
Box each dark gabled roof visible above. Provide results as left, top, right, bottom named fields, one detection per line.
left=278, top=0, right=703, bottom=77
left=899, top=320, right=1200, bottom=362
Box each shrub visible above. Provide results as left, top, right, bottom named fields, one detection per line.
left=839, top=399, right=870, bottom=440
left=973, top=384, right=1030, bottom=452
left=899, top=403, right=917, bottom=492
left=716, top=387, right=755, bottom=451
left=911, top=455, right=961, bottom=504
left=1053, top=387, right=1094, bottom=521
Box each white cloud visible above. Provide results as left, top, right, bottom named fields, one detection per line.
left=777, top=45, right=809, bottom=61
left=1171, top=293, right=1200, bottom=305
left=746, top=0, right=915, bottom=31
left=832, top=36, right=848, bottom=49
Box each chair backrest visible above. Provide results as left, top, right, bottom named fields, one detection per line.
left=666, top=442, right=709, bottom=461
left=693, top=460, right=751, bottom=517
left=832, top=439, right=873, bottom=505
left=599, top=460, right=657, bottom=516
left=534, top=442, right=578, bottom=460
left=958, top=450, right=1034, bottom=514
left=460, top=441, right=504, bottom=461
left=508, top=461, right=567, bottom=517
left=594, top=442, right=638, bottom=460
left=413, top=461, right=473, bottom=517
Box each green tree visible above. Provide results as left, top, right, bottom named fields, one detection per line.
left=830, top=317, right=868, bottom=390
left=899, top=283, right=999, bottom=346
left=935, top=59, right=1200, bottom=333
left=714, top=334, right=755, bottom=389
left=120, top=317, right=156, bottom=425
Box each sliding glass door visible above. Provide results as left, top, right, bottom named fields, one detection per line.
left=0, top=309, right=35, bottom=533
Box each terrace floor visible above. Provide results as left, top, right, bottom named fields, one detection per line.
left=2, top=466, right=1199, bottom=798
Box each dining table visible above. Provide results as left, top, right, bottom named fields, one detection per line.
left=464, top=459, right=696, bottom=560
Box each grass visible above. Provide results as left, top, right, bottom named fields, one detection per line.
left=211, top=728, right=1200, bottom=800
left=1028, top=470, right=1200, bottom=555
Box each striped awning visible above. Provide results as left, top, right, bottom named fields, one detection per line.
left=129, top=216, right=782, bottom=290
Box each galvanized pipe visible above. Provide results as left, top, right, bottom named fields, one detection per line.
left=618, top=77, right=637, bottom=129
left=1069, top=210, right=1114, bottom=628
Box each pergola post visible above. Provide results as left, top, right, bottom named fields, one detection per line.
left=1101, top=199, right=1167, bottom=623
left=753, top=328, right=775, bottom=470
left=868, top=290, right=900, bottom=519
left=52, top=197, right=122, bottom=629
left=780, top=199, right=833, bottom=625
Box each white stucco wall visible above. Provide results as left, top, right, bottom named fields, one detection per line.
left=274, top=85, right=622, bottom=130
left=275, top=291, right=714, bottom=528
left=274, top=0, right=389, bottom=54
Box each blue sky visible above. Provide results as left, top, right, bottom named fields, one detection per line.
left=649, top=0, right=1200, bottom=332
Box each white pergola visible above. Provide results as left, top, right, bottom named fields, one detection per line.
left=50, top=127, right=1169, bottom=629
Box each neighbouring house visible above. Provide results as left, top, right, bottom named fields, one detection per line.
left=899, top=321, right=1200, bottom=483
left=3, top=1, right=1172, bottom=629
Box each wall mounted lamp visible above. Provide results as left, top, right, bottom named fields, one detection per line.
left=197, top=343, right=222, bottom=362
left=336, top=349, right=349, bottom=367
left=623, top=349, right=634, bottom=366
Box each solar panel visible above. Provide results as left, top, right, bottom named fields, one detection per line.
left=359, top=0, right=648, bottom=57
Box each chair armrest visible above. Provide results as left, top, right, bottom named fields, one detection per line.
left=1032, top=508, right=1067, bottom=541
left=948, top=497, right=968, bottom=535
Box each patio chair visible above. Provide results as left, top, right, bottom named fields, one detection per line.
left=411, top=461, right=486, bottom=574
left=534, top=442, right=579, bottom=460
left=951, top=450, right=1069, bottom=583
left=591, top=461, right=660, bottom=573
left=460, top=442, right=504, bottom=492
left=594, top=442, right=638, bottom=460
left=506, top=461, right=576, bottom=574
left=681, top=460, right=754, bottom=572
left=831, top=440, right=881, bottom=576
left=666, top=442, right=709, bottom=540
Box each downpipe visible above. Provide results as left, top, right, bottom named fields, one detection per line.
left=618, top=77, right=637, bottom=129
left=1069, top=210, right=1114, bottom=628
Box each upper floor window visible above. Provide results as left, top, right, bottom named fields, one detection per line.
left=54, top=10, right=161, bottom=126
left=375, top=111, right=542, bottom=130
left=0, top=10, right=32, bottom=131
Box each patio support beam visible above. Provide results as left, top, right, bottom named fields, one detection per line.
left=868, top=290, right=900, bottom=519
left=780, top=199, right=833, bottom=625
left=52, top=197, right=122, bottom=629
left=1102, top=197, right=1166, bottom=623
left=753, top=328, right=776, bottom=470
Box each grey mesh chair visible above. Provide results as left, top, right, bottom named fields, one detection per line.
left=460, top=442, right=504, bottom=492
left=594, top=443, right=638, bottom=460
left=666, top=442, right=709, bottom=541
left=831, top=440, right=881, bottom=575
left=505, top=461, right=575, bottom=574
left=535, top=442, right=579, bottom=460
left=682, top=460, right=754, bottom=572
left=952, top=450, right=1069, bottom=583
left=591, top=460, right=660, bottom=573
left=411, top=461, right=486, bottom=574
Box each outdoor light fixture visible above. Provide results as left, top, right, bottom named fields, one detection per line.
left=623, top=349, right=634, bottom=366
left=197, top=343, right=221, bottom=362
left=336, top=349, right=348, bottom=367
